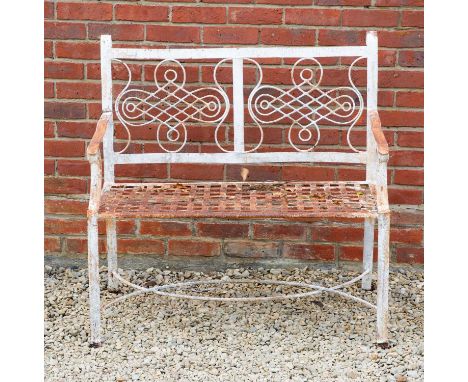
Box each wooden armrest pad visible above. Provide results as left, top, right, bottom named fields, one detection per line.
left=370, top=110, right=389, bottom=156
left=87, top=112, right=112, bottom=157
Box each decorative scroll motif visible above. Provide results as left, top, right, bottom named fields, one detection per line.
left=114, top=59, right=231, bottom=154
left=248, top=57, right=365, bottom=152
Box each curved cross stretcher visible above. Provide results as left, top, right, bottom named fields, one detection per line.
left=87, top=31, right=390, bottom=348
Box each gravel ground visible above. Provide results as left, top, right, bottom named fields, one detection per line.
left=45, top=265, right=423, bottom=382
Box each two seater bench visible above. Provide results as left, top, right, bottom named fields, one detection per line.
left=87, top=31, right=390, bottom=347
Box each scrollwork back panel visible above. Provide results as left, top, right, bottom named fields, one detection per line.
left=112, top=57, right=366, bottom=155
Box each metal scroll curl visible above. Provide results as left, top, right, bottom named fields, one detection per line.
left=113, top=59, right=231, bottom=153
left=248, top=57, right=365, bottom=152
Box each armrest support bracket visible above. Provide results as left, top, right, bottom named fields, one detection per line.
left=87, top=112, right=112, bottom=160
left=87, top=112, right=111, bottom=214
left=369, top=110, right=389, bottom=157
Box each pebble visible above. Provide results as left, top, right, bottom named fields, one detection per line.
left=44, top=266, right=423, bottom=381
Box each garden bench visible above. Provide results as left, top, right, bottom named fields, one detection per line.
left=87, top=31, right=390, bottom=347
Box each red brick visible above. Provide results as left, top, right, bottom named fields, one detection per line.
left=253, top=224, right=305, bottom=240
left=389, top=151, right=424, bottom=167
left=170, top=164, right=224, bottom=180
left=396, top=91, right=424, bottom=108
left=45, top=122, right=55, bottom=138
left=388, top=188, right=423, bottom=205
left=140, top=221, right=192, bottom=236
left=44, top=21, right=86, bottom=39
left=391, top=210, right=423, bottom=226
left=115, top=4, right=168, bottom=22
left=380, top=110, right=423, bottom=126
left=391, top=228, right=423, bottom=244
left=337, top=167, right=365, bottom=181
left=45, top=177, right=87, bottom=194
left=88, top=23, right=145, bottom=41
left=55, top=42, right=100, bottom=60
left=87, top=62, right=143, bottom=81
left=57, top=2, right=112, bottom=21
left=285, top=9, right=340, bottom=26
left=196, top=222, right=249, bottom=238
left=394, top=169, right=424, bottom=186
left=229, top=7, right=282, bottom=25
left=168, top=239, right=221, bottom=257
left=318, top=29, right=365, bottom=46
left=379, top=70, right=423, bottom=89
left=376, top=0, right=423, bottom=5
left=343, top=9, right=399, bottom=27
left=56, top=82, right=101, bottom=100
left=44, top=41, right=53, bottom=58
left=65, top=237, right=106, bottom=254
left=282, top=166, right=335, bottom=181
left=118, top=239, right=165, bottom=255
left=256, top=0, right=311, bottom=4
left=174, top=6, right=226, bottom=24
left=312, top=226, right=363, bottom=243
left=44, top=82, right=54, bottom=98
left=45, top=102, right=87, bottom=120
left=45, top=198, right=87, bottom=215
left=224, top=241, right=278, bottom=258
left=45, top=62, right=83, bottom=79
left=395, top=246, right=423, bottom=264
left=45, top=218, right=86, bottom=235
left=205, top=26, right=258, bottom=44
left=379, top=30, right=424, bottom=48
left=316, top=0, right=370, bottom=4
left=57, top=122, right=95, bottom=139
left=378, top=90, right=395, bottom=106
left=401, top=10, right=424, bottom=27
left=147, top=25, right=201, bottom=43
left=399, top=51, right=424, bottom=67
left=340, top=245, right=368, bottom=262
left=397, top=131, right=423, bottom=148
left=44, top=159, right=55, bottom=175
left=283, top=243, right=335, bottom=261
left=45, top=140, right=84, bottom=158
left=57, top=160, right=89, bottom=176
left=204, top=0, right=252, bottom=3
left=260, top=28, right=315, bottom=45
left=114, top=164, right=167, bottom=179
left=44, top=1, right=54, bottom=19
left=256, top=0, right=312, bottom=4
left=45, top=237, right=61, bottom=253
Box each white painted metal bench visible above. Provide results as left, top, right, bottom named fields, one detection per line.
left=87, top=31, right=390, bottom=347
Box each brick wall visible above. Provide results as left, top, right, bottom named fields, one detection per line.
left=44, top=0, right=424, bottom=265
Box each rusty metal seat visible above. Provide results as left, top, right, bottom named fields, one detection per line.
left=98, top=181, right=378, bottom=220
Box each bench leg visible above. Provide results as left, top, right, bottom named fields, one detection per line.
left=376, top=212, right=390, bottom=345
left=106, top=218, right=119, bottom=292
left=88, top=213, right=102, bottom=347
left=362, top=217, right=375, bottom=290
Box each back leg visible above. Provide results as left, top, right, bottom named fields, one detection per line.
left=362, top=217, right=375, bottom=290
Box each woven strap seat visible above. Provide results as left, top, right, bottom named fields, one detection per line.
left=98, top=181, right=378, bottom=220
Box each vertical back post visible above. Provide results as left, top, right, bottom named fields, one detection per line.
left=100, top=35, right=115, bottom=183
left=366, top=31, right=378, bottom=182
left=232, top=58, right=245, bottom=153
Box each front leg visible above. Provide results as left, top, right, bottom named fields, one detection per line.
left=376, top=212, right=390, bottom=345
left=88, top=213, right=102, bottom=347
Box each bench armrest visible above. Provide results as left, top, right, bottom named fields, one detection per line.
left=369, top=110, right=389, bottom=156
left=87, top=112, right=111, bottom=214
left=87, top=112, right=112, bottom=159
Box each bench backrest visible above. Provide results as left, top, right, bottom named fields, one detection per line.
left=100, top=31, right=378, bottom=184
